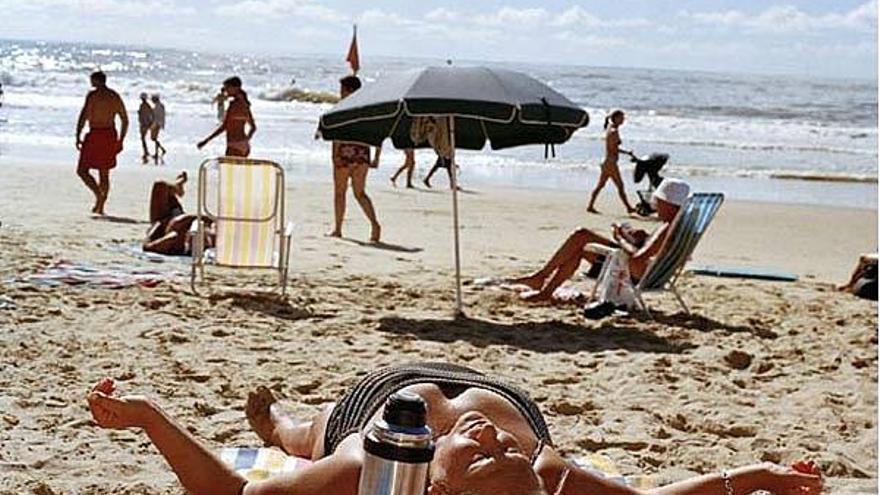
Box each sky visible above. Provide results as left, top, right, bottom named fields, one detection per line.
left=1, top=0, right=877, bottom=79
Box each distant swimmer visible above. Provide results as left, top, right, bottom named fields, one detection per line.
left=137, top=93, right=153, bottom=162
left=211, top=88, right=226, bottom=122
left=149, top=94, right=167, bottom=161
left=198, top=77, right=256, bottom=157
left=75, top=71, right=128, bottom=215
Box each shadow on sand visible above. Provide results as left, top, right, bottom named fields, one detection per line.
left=208, top=291, right=327, bottom=321
left=377, top=315, right=696, bottom=354
left=341, top=237, right=423, bottom=253
left=91, top=214, right=149, bottom=225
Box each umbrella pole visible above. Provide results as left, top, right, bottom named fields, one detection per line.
left=448, top=115, right=463, bottom=317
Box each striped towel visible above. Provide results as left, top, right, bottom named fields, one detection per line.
left=220, top=447, right=312, bottom=481
left=573, top=453, right=654, bottom=488
left=220, top=448, right=652, bottom=487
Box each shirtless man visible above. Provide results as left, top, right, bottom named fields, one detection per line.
left=75, top=71, right=128, bottom=215
left=150, top=94, right=167, bottom=161
left=137, top=93, right=153, bottom=162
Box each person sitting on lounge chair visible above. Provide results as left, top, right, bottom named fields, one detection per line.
left=87, top=362, right=822, bottom=495
left=511, top=179, right=691, bottom=303
left=143, top=172, right=213, bottom=255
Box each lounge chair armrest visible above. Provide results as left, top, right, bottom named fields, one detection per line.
left=585, top=243, right=616, bottom=256
left=284, top=221, right=294, bottom=237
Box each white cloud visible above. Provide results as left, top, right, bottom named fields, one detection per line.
left=214, top=0, right=341, bottom=22
left=0, top=0, right=193, bottom=16
left=553, top=6, right=602, bottom=27
left=424, top=8, right=459, bottom=23
left=682, top=1, right=877, bottom=32
left=474, top=7, right=550, bottom=28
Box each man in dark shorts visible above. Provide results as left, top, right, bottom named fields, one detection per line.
left=75, top=71, right=128, bottom=215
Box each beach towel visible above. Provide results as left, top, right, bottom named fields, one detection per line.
left=13, top=261, right=179, bottom=289
left=219, top=447, right=653, bottom=487
left=472, top=277, right=587, bottom=304
left=78, top=128, right=120, bottom=171
left=110, top=242, right=191, bottom=265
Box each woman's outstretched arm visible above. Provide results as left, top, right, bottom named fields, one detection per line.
left=88, top=378, right=246, bottom=495
left=540, top=447, right=821, bottom=495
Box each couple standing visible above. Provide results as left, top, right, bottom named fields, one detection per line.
left=137, top=93, right=166, bottom=162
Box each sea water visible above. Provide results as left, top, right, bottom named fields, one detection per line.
left=0, top=39, right=876, bottom=208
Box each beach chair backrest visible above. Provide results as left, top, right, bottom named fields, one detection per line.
left=199, top=157, right=284, bottom=268
left=638, top=193, right=724, bottom=291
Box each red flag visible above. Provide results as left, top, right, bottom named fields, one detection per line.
left=346, top=25, right=360, bottom=74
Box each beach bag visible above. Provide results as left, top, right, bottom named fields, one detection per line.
left=594, top=250, right=635, bottom=308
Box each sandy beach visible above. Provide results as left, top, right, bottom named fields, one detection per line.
left=0, top=161, right=876, bottom=494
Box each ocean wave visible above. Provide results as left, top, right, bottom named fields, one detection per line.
left=577, top=133, right=876, bottom=156
left=258, top=87, right=339, bottom=104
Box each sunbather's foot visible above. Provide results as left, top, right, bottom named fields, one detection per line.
left=246, top=386, right=295, bottom=447
left=390, top=176, right=398, bottom=187
left=423, top=178, right=432, bottom=188
left=507, top=274, right=544, bottom=290
left=586, top=205, right=599, bottom=214
left=370, top=223, right=381, bottom=243
left=325, top=229, right=342, bottom=238
left=520, top=289, right=552, bottom=303
left=406, top=182, right=414, bottom=189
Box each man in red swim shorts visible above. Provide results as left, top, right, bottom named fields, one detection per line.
left=75, top=71, right=128, bottom=215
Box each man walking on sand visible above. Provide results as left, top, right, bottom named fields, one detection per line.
left=75, top=71, right=128, bottom=215
left=137, top=92, right=153, bottom=162
left=149, top=94, right=167, bottom=161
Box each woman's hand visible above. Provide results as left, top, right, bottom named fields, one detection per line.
left=87, top=378, right=154, bottom=430
left=762, top=461, right=823, bottom=495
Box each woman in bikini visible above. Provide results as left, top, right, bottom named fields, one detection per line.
left=87, top=362, right=823, bottom=495
left=197, top=76, right=256, bottom=157
left=329, top=75, right=382, bottom=243
left=142, top=172, right=215, bottom=255
left=586, top=109, right=635, bottom=215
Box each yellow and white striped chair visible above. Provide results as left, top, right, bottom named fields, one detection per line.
left=191, top=157, right=293, bottom=294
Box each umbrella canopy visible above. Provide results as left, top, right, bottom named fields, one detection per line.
left=317, top=66, right=590, bottom=316
left=318, top=66, right=589, bottom=150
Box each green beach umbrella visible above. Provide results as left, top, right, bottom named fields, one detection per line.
left=318, top=66, right=590, bottom=315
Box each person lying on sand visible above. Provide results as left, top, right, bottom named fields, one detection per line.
left=511, top=179, right=690, bottom=303
left=143, top=172, right=214, bottom=255
left=838, top=253, right=877, bottom=300
left=87, top=362, right=823, bottom=495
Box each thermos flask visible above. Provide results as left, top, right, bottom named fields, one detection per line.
left=357, top=391, right=435, bottom=495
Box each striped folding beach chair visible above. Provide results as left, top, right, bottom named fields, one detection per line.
left=191, top=157, right=293, bottom=294
left=589, top=193, right=724, bottom=318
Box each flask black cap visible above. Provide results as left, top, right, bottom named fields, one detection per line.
left=383, top=391, right=427, bottom=428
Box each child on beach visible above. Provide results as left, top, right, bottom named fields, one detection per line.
left=586, top=109, right=636, bottom=215
left=328, top=75, right=382, bottom=242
